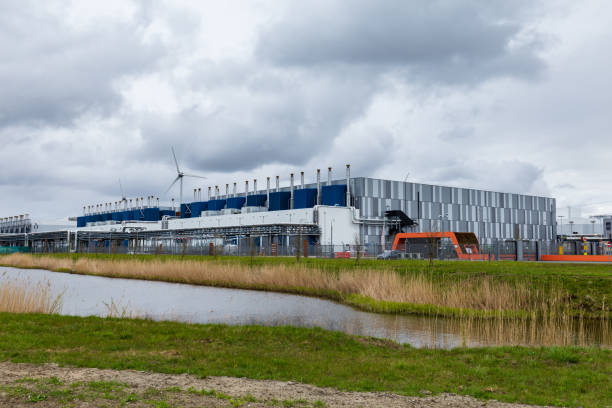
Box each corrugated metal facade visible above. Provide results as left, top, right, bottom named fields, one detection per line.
left=351, top=177, right=556, bottom=245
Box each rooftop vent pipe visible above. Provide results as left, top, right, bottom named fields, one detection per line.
left=316, top=169, right=321, bottom=205
left=253, top=179, right=257, bottom=195
left=226, top=183, right=229, bottom=198
left=266, top=177, right=270, bottom=209
left=245, top=180, right=249, bottom=199
left=156, top=197, right=159, bottom=207
left=233, top=182, right=237, bottom=197
left=276, top=176, right=280, bottom=192
left=300, top=171, right=304, bottom=189
left=290, top=173, right=294, bottom=210
left=328, top=167, right=332, bottom=186
left=194, top=189, right=197, bottom=201
left=208, top=187, right=211, bottom=201
left=198, top=188, right=202, bottom=201
left=346, top=164, right=351, bottom=207
left=171, top=198, right=175, bottom=212
left=215, top=185, right=219, bottom=199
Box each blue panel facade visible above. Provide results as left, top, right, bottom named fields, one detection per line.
left=180, top=203, right=191, bottom=218
left=246, top=194, right=267, bottom=207
left=133, top=209, right=145, bottom=221
left=226, top=197, right=246, bottom=209
left=190, top=202, right=207, bottom=217
left=269, top=191, right=291, bottom=211
left=124, top=210, right=135, bottom=221
left=143, top=208, right=160, bottom=221
left=77, top=216, right=87, bottom=227
left=160, top=210, right=175, bottom=218
left=321, top=185, right=346, bottom=206
left=294, top=188, right=317, bottom=209
left=112, top=212, right=122, bottom=222
left=208, top=199, right=227, bottom=211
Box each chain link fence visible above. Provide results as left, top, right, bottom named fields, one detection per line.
left=24, top=234, right=563, bottom=262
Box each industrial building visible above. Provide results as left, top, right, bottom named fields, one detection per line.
left=0, top=165, right=560, bottom=258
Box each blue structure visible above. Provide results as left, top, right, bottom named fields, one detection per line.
left=190, top=201, right=207, bottom=217
left=143, top=208, right=160, bottom=221
left=208, top=199, right=227, bottom=211
left=321, top=185, right=346, bottom=206
left=294, top=188, right=317, bottom=209
left=180, top=203, right=191, bottom=219
left=160, top=209, right=175, bottom=218
left=269, top=191, right=291, bottom=211
left=226, top=197, right=246, bottom=209
left=246, top=194, right=267, bottom=207
left=77, top=216, right=87, bottom=227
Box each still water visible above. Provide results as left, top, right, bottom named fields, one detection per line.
left=1, top=266, right=608, bottom=349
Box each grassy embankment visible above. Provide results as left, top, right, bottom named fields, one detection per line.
left=1, top=253, right=609, bottom=319
left=0, top=312, right=610, bottom=407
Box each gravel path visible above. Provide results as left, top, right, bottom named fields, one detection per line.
left=0, top=362, right=552, bottom=408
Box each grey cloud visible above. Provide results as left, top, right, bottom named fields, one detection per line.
left=257, top=0, right=544, bottom=83
left=138, top=66, right=379, bottom=172
left=0, top=1, right=165, bottom=126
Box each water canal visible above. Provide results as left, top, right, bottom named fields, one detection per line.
left=1, top=266, right=608, bottom=349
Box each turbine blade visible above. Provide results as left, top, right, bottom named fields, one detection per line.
left=171, top=147, right=180, bottom=173
left=164, top=176, right=181, bottom=194
left=182, top=173, right=207, bottom=180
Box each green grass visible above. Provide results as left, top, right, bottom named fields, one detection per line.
left=5, top=252, right=610, bottom=318
left=0, top=312, right=610, bottom=407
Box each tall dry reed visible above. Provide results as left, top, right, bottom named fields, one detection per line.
left=0, top=277, right=62, bottom=314
left=0, top=253, right=565, bottom=314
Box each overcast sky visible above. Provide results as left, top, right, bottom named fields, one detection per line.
left=1, top=0, right=611, bottom=222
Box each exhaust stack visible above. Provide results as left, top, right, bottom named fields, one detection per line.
left=266, top=177, right=270, bottom=210
left=346, top=164, right=351, bottom=207
left=328, top=167, right=332, bottom=186
left=290, top=173, right=294, bottom=210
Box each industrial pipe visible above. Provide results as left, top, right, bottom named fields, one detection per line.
left=328, top=167, right=332, bottom=186
left=301, top=171, right=304, bottom=189
left=208, top=186, right=211, bottom=201
left=290, top=173, right=294, bottom=210
left=276, top=176, right=280, bottom=192
left=245, top=180, right=249, bottom=199
left=226, top=183, right=229, bottom=198
left=254, top=179, right=257, bottom=195
left=316, top=170, right=321, bottom=205
left=233, top=182, right=237, bottom=197
left=266, top=177, right=270, bottom=210
left=346, top=164, right=351, bottom=207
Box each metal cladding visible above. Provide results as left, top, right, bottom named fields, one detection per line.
left=76, top=216, right=87, bottom=227
left=268, top=191, right=291, bottom=211
left=321, top=184, right=347, bottom=206
left=226, top=197, right=246, bottom=209
left=159, top=209, right=175, bottom=218
left=208, top=199, right=227, bottom=211
left=132, top=209, right=145, bottom=221
left=293, top=188, right=318, bottom=209
left=246, top=194, right=267, bottom=207
left=180, top=203, right=192, bottom=219
left=190, top=201, right=207, bottom=217
left=143, top=207, right=161, bottom=221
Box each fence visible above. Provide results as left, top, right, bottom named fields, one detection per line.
left=22, top=236, right=560, bottom=262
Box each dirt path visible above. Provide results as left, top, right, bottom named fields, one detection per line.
left=0, top=362, right=553, bottom=408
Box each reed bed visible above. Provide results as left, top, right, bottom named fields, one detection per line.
left=0, top=253, right=566, bottom=316
left=0, top=276, right=62, bottom=314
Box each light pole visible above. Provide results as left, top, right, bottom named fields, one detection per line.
left=557, top=215, right=565, bottom=235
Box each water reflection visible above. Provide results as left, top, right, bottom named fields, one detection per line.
left=1, top=267, right=609, bottom=349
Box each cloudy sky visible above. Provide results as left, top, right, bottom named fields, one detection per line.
left=1, top=0, right=611, bottom=222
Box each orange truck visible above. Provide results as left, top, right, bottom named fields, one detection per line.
left=391, top=232, right=490, bottom=260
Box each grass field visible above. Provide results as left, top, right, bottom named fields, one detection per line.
left=0, top=312, right=610, bottom=407
left=1, top=253, right=610, bottom=319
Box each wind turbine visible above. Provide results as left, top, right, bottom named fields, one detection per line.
left=165, top=147, right=207, bottom=205
left=118, top=179, right=128, bottom=208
